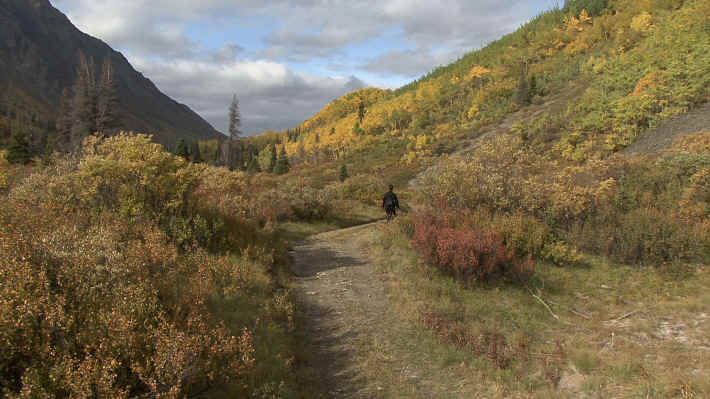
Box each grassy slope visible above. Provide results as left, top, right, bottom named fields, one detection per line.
left=360, top=220, right=709, bottom=398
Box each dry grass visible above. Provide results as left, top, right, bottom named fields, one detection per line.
left=356, top=220, right=710, bottom=398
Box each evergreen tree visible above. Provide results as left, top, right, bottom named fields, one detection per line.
left=96, top=56, right=117, bottom=133
left=175, top=139, right=190, bottom=160
left=70, top=51, right=96, bottom=148
left=191, top=141, right=203, bottom=163
left=516, top=65, right=531, bottom=106
left=297, top=141, right=306, bottom=162
left=274, top=146, right=290, bottom=175
left=268, top=143, right=277, bottom=173
left=213, top=143, right=223, bottom=166
left=7, top=130, right=33, bottom=164
left=247, top=155, right=261, bottom=173
left=56, top=88, right=73, bottom=149
left=358, top=99, right=366, bottom=123
left=228, top=94, right=241, bottom=170
left=339, top=164, right=349, bottom=182
left=529, top=75, right=538, bottom=99
left=232, top=140, right=243, bottom=170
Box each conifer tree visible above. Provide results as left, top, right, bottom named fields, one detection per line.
left=228, top=94, right=241, bottom=170
left=70, top=51, right=96, bottom=147
left=7, top=130, right=32, bottom=164
left=232, top=140, right=243, bottom=170
left=516, top=64, right=531, bottom=106
left=247, top=156, right=261, bottom=173
left=96, top=56, right=117, bottom=133
left=191, top=141, right=203, bottom=163
left=268, top=143, right=277, bottom=173
left=358, top=99, right=366, bottom=123
left=175, top=139, right=190, bottom=160
left=213, top=143, right=223, bottom=166
left=339, top=164, right=349, bottom=182
left=56, top=88, right=73, bottom=149
left=274, top=146, right=290, bottom=175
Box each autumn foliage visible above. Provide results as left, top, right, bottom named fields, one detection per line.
left=0, top=134, right=299, bottom=397
left=411, top=207, right=535, bottom=284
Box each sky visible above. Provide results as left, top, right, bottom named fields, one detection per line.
left=50, top=0, right=556, bottom=136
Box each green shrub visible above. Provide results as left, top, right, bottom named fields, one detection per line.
left=326, top=173, right=386, bottom=206
left=564, top=0, right=611, bottom=16
left=79, top=134, right=199, bottom=220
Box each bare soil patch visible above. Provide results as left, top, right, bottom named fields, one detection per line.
left=624, top=102, right=710, bottom=155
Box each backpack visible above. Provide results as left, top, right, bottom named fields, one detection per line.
left=384, top=192, right=396, bottom=208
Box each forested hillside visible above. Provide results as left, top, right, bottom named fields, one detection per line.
left=0, top=0, right=221, bottom=151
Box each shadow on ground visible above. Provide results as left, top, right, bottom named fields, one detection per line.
left=289, top=239, right=370, bottom=398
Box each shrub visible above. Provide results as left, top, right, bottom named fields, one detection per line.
left=564, top=0, right=611, bottom=17
left=281, top=183, right=332, bottom=221
left=411, top=210, right=534, bottom=284
left=78, top=134, right=199, bottom=220
left=0, top=133, right=299, bottom=396
left=0, top=151, right=11, bottom=190
left=540, top=241, right=584, bottom=266
left=326, top=173, right=386, bottom=206
left=0, top=204, right=256, bottom=397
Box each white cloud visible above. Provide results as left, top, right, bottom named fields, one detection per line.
left=363, top=47, right=460, bottom=77
left=50, top=0, right=548, bottom=134
left=130, top=57, right=366, bottom=135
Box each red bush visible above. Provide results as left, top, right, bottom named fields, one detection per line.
left=411, top=210, right=534, bottom=284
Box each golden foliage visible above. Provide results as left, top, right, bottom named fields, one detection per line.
left=0, top=151, right=9, bottom=190
left=465, top=65, right=492, bottom=82
left=632, top=70, right=666, bottom=96
left=631, top=11, right=655, bottom=33
left=0, top=134, right=312, bottom=396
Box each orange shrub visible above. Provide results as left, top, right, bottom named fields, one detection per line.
left=411, top=209, right=534, bottom=284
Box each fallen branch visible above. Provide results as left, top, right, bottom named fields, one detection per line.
left=548, top=299, right=591, bottom=320
left=609, top=309, right=641, bottom=323
left=527, top=287, right=560, bottom=321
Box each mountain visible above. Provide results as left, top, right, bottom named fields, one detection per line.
left=0, top=0, right=222, bottom=144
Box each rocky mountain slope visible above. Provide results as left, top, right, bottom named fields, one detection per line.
left=0, top=0, right=221, bottom=144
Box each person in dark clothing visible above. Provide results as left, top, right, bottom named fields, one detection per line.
left=382, top=184, right=400, bottom=221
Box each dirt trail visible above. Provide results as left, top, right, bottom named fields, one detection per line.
left=289, top=222, right=386, bottom=398
left=289, top=222, right=429, bottom=398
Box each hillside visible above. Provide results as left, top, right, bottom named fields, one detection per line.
left=0, top=0, right=221, bottom=146
left=245, top=0, right=708, bottom=185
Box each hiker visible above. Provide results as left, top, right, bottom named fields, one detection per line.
left=382, top=184, right=400, bottom=221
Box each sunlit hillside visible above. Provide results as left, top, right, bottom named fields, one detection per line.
left=246, top=0, right=708, bottom=181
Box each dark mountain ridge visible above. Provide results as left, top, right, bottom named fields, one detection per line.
left=0, top=0, right=222, bottom=144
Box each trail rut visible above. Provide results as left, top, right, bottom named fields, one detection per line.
left=290, top=222, right=390, bottom=398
